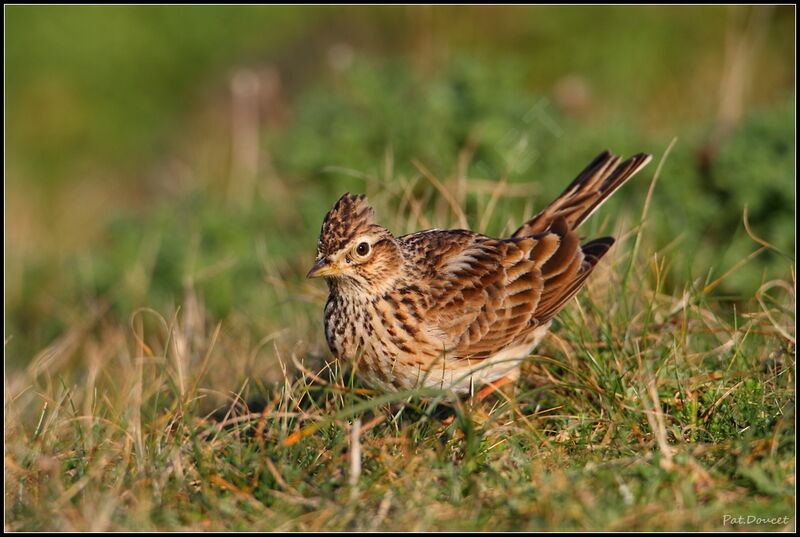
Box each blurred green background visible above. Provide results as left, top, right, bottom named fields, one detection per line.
left=5, top=5, right=795, bottom=366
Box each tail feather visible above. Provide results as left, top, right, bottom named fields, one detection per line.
left=581, top=236, right=615, bottom=265
left=511, top=151, right=652, bottom=238
left=531, top=234, right=616, bottom=323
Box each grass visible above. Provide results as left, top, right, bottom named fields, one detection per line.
left=5, top=149, right=795, bottom=530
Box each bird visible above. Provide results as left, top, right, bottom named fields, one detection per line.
left=307, top=150, right=652, bottom=398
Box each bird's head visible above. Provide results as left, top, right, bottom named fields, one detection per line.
left=307, top=193, right=404, bottom=295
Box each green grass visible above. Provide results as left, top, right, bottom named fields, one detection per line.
left=4, top=7, right=796, bottom=531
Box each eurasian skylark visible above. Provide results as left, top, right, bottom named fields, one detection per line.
left=308, top=150, right=652, bottom=396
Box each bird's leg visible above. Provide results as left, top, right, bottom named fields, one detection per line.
left=474, top=376, right=515, bottom=402
left=440, top=376, right=515, bottom=426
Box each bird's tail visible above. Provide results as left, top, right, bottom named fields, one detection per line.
left=511, top=150, right=652, bottom=238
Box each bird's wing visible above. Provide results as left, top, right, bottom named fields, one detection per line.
left=397, top=151, right=651, bottom=361
left=415, top=220, right=611, bottom=360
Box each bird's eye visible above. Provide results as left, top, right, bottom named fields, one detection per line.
left=356, top=242, right=370, bottom=257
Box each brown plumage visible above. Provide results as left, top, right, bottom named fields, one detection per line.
left=307, top=150, right=652, bottom=394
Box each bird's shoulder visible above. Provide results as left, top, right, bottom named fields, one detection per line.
left=397, top=228, right=488, bottom=276
left=397, top=228, right=546, bottom=279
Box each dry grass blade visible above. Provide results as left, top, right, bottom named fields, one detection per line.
left=412, top=159, right=469, bottom=229
left=348, top=418, right=362, bottom=501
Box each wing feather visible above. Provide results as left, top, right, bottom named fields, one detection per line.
left=400, top=151, right=650, bottom=363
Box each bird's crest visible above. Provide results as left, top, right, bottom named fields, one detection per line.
left=318, top=193, right=378, bottom=255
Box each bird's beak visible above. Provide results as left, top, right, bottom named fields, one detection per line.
left=306, top=258, right=340, bottom=279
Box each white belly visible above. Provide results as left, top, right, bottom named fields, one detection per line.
left=418, top=322, right=552, bottom=394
